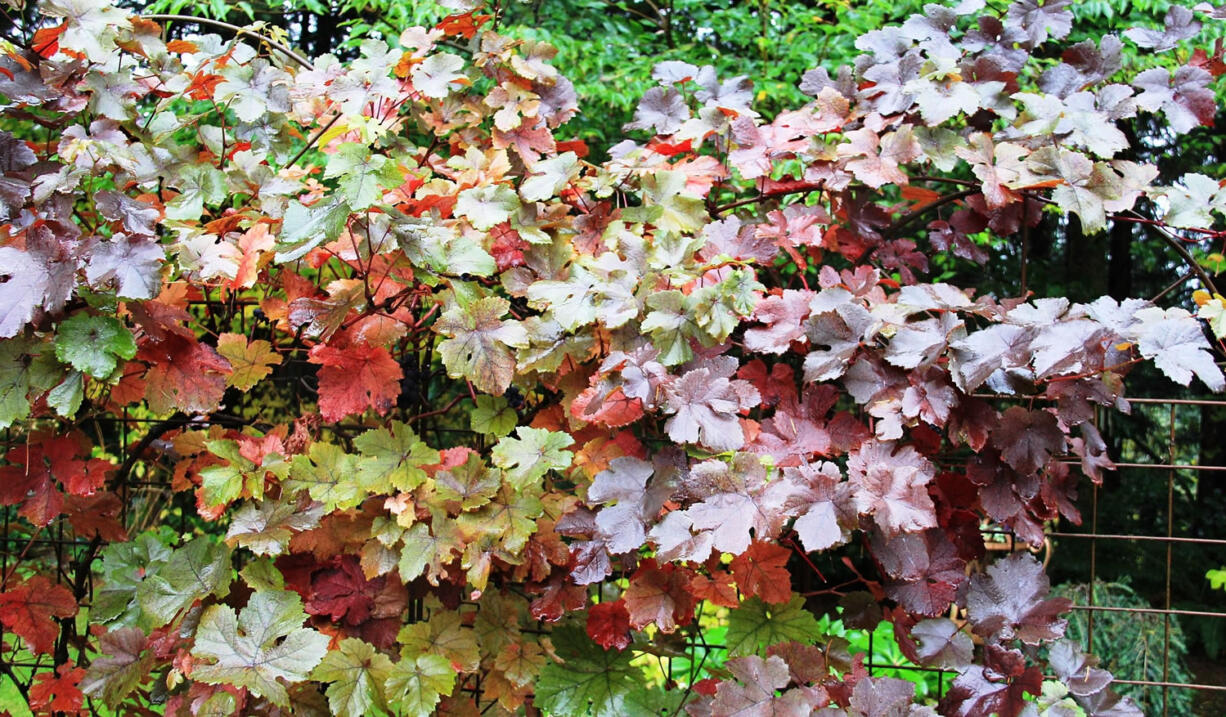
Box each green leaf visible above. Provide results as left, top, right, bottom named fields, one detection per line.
left=200, top=439, right=262, bottom=508
left=0, top=337, right=60, bottom=428
left=47, top=370, right=84, bottom=417
left=275, top=197, right=351, bottom=263
left=287, top=442, right=363, bottom=512
left=469, top=395, right=518, bottom=437
left=94, top=534, right=174, bottom=626
left=165, top=163, right=226, bottom=221
left=137, top=536, right=232, bottom=625
left=191, top=589, right=329, bottom=708
left=239, top=557, right=285, bottom=592
left=398, top=608, right=481, bottom=673
left=725, top=595, right=823, bottom=657
left=457, top=485, right=544, bottom=556
left=353, top=421, right=440, bottom=494
left=312, top=638, right=394, bottom=717
left=325, top=142, right=402, bottom=210
left=490, top=426, right=573, bottom=489
left=520, top=151, right=579, bottom=201
left=392, top=212, right=496, bottom=278
left=535, top=625, right=641, bottom=717
left=641, top=290, right=697, bottom=366
left=80, top=627, right=153, bottom=708
left=226, top=497, right=323, bottom=556
left=383, top=654, right=456, bottom=715
left=53, top=314, right=136, bottom=378
left=434, top=454, right=501, bottom=510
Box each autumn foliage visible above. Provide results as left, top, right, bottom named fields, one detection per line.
left=2, top=0, right=1226, bottom=714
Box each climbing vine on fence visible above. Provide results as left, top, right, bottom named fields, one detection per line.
left=2, top=0, right=1226, bottom=714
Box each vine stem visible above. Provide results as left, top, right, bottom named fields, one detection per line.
left=285, top=113, right=342, bottom=170
left=142, top=14, right=313, bottom=70
left=1125, top=209, right=1220, bottom=297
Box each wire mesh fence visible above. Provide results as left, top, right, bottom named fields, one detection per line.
left=2, top=394, right=1224, bottom=714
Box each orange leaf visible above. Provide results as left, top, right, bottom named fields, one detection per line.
left=29, top=662, right=86, bottom=715
left=32, top=23, right=66, bottom=58
left=436, top=10, right=493, bottom=39
left=901, top=184, right=942, bottom=211
left=730, top=541, right=794, bottom=604
left=307, top=341, right=403, bottom=422
left=166, top=39, right=199, bottom=54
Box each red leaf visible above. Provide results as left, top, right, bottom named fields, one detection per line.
left=29, top=661, right=86, bottom=715
left=990, top=407, right=1066, bottom=476
left=730, top=541, right=793, bottom=604
left=166, top=39, right=199, bottom=54
left=298, top=555, right=408, bottom=649
left=623, top=560, right=696, bottom=633
left=687, top=569, right=740, bottom=608
left=586, top=600, right=631, bottom=651
left=940, top=645, right=1043, bottom=717
left=186, top=71, right=225, bottom=100
left=0, top=433, right=107, bottom=526
left=0, top=576, right=77, bottom=654
left=308, top=341, right=403, bottom=422
left=139, top=336, right=231, bottom=415
left=62, top=492, right=128, bottom=541
left=571, top=385, right=644, bottom=427
left=529, top=571, right=588, bottom=622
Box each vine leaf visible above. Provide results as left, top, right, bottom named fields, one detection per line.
left=586, top=600, right=632, bottom=651
left=81, top=627, right=154, bottom=708
left=311, top=637, right=394, bottom=717
left=353, top=421, right=440, bottom=494
left=490, top=426, right=574, bottom=489
left=725, top=595, right=823, bottom=657
left=991, top=407, right=1066, bottom=475
left=966, top=552, right=1072, bottom=645
left=29, top=662, right=86, bottom=715
left=137, top=537, right=233, bottom=626
left=730, top=541, right=794, bottom=605
left=910, top=618, right=974, bottom=669
left=535, top=625, right=642, bottom=717
left=308, top=341, right=403, bottom=422
left=53, top=313, right=137, bottom=378
left=0, top=246, right=49, bottom=338
left=1124, top=5, right=1201, bottom=52
left=190, top=589, right=330, bottom=708
left=216, top=333, right=281, bottom=391
left=0, top=575, right=77, bottom=654
left=847, top=440, right=938, bottom=536
left=384, top=654, right=457, bottom=714
left=623, top=560, right=696, bottom=633
left=712, top=655, right=814, bottom=715
left=435, top=296, right=529, bottom=396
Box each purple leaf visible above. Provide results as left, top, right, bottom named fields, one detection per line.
left=966, top=552, right=1072, bottom=645
left=991, top=406, right=1066, bottom=475
left=624, top=87, right=688, bottom=135
left=873, top=528, right=966, bottom=616
left=664, top=359, right=760, bottom=451
left=847, top=440, right=938, bottom=536
left=1124, top=5, right=1201, bottom=52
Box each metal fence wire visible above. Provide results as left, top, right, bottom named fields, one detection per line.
left=1, top=394, right=1224, bottom=715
